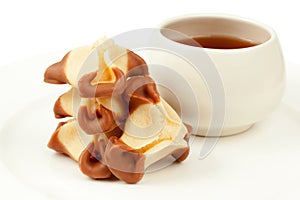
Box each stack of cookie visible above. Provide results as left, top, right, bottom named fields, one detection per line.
left=44, top=38, right=191, bottom=184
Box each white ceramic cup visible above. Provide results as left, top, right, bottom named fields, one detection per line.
left=139, top=14, right=285, bottom=137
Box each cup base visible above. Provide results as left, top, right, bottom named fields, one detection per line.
left=195, top=124, right=254, bottom=137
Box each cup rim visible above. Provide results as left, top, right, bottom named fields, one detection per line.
left=159, top=13, right=277, bottom=52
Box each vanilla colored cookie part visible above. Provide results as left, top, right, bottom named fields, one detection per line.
left=53, top=88, right=75, bottom=118
left=44, top=46, right=91, bottom=85
left=48, top=119, right=85, bottom=161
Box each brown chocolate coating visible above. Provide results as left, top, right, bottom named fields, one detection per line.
left=53, top=97, right=71, bottom=118
left=126, top=50, right=149, bottom=77
left=47, top=122, right=70, bottom=157
left=171, top=124, right=193, bottom=162
left=124, top=76, right=160, bottom=114
left=78, top=68, right=125, bottom=98
left=103, top=124, right=124, bottom=139
left=105, top=136, right=145, bottom=184
left=184, top=123, right=193, bottom=142
left=77, top=105, right=118, bottom=135
left=79, top=141, right=112, bottom=179
left=171, top=147, right=190, bottom=162
left=44, top=52, right=69, bottom=84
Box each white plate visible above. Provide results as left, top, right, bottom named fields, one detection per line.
left=0, top=55, right=300, bottom=200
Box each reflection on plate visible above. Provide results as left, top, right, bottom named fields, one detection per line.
left=0, top=55, right=300, bottom=199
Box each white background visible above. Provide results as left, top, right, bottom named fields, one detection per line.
left=0, top=0, right=299, bottom=199
left=0, top=0, right=300, bottom=65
